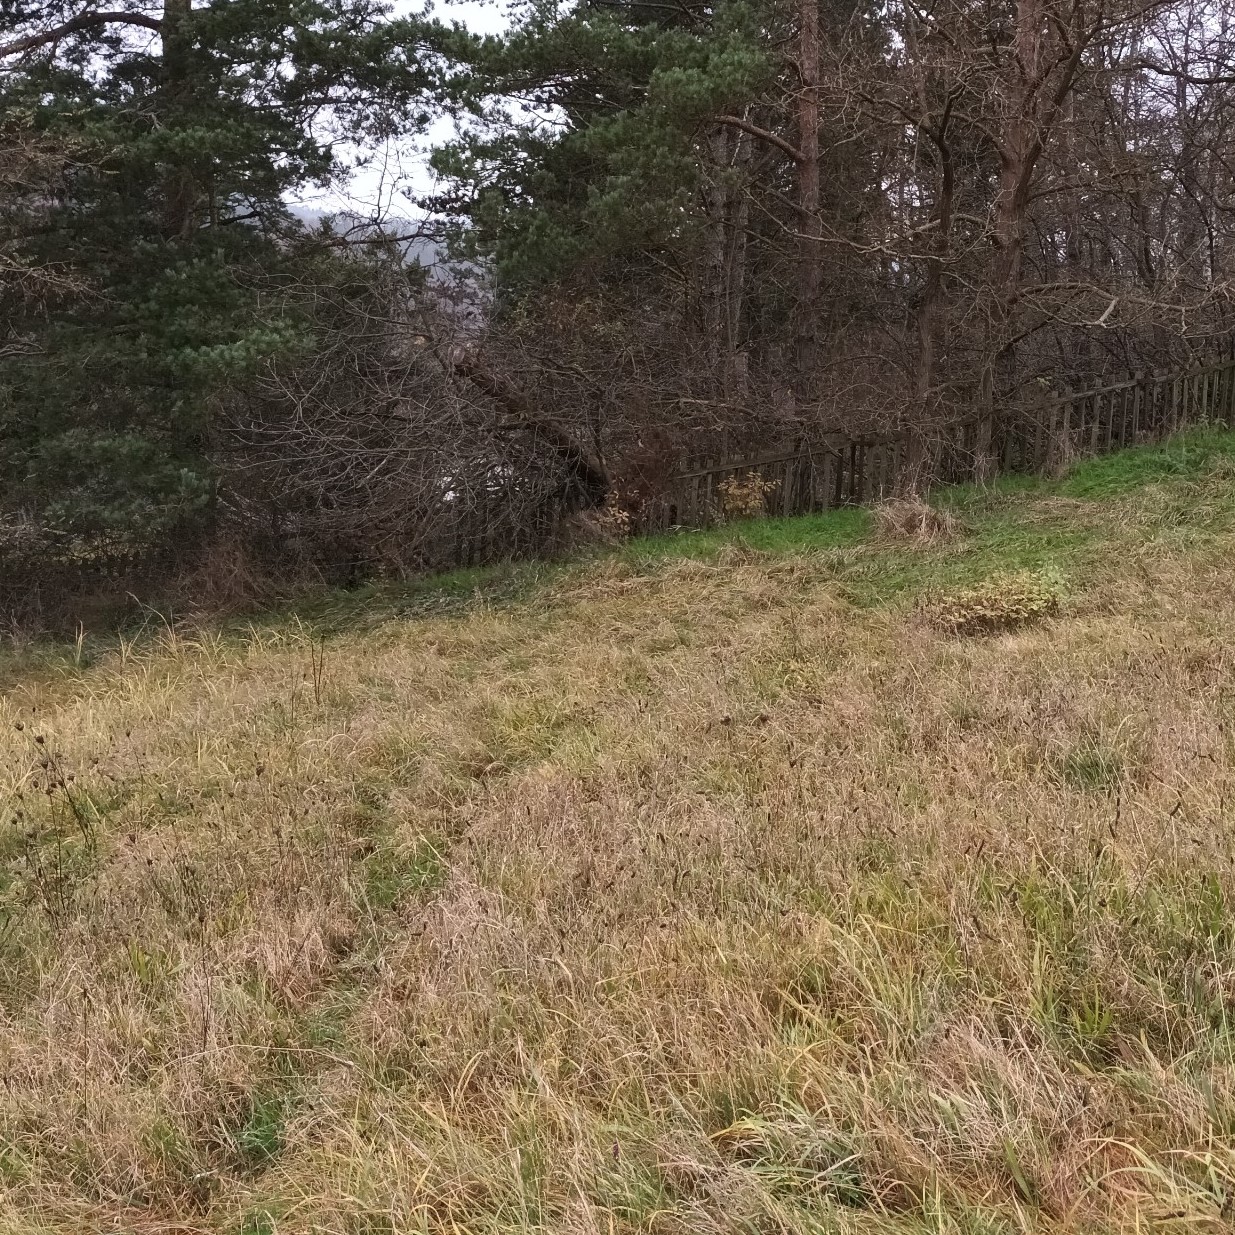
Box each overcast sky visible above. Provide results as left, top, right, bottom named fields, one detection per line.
left=292, top=0, right=515, bottom=220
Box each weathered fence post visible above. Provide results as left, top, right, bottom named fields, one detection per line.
left=1058, top=391, right=1073, bottom=470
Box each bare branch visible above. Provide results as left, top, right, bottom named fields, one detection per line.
left=0, top=11, right=161, bottom=59
left=714, top=115, right=805, bottom=164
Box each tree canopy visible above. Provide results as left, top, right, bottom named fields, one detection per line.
left=4, top=0, right=1235, bottom=623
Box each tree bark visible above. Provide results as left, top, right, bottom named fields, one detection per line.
left=795, top=0, right=822, bottom=398
left=451, top=354, right=610, bottom=504
left=727, top=130, right=752, bottom=403
left=0, top=10, right=161, bottom=58
left=161, top=0, right=197, bottom=239
left=908, top=103, right=954, bottom=491
left=702, top=125, right=731, bottom=392
left=976, top=0, right=1091, bottom=476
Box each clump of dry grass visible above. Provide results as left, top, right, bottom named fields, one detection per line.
left=2, top=479, right=1235, bottom=1233
left=873, top=495, right=957, bottom=544
left=170, top=535, right=298, bottom=618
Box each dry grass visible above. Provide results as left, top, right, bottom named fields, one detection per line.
left=4, top=459, right=1235, bottom=1232
left=872, top=497, right=957, bottom=545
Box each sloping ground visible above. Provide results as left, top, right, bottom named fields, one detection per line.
left=4, top=434, right=1235, bottom=1233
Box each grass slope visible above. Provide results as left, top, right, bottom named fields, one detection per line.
left=4, top=432, right=1235, bottom=1232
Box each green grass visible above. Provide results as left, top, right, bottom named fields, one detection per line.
left=232, top=1091, right=290, bottom=1171
left=360, top=835, right=446, bottom=912
left=627, top=427, right=1235, bottom=605
left=628, top=503, right=874, bottom=562
left=1058, top=424, right=1235, bottom=498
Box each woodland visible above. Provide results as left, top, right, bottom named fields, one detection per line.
left=2, top=0, right=1234, bottom=620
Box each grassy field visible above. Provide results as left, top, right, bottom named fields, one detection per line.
left=5, top=432, right=1235, bottom=1233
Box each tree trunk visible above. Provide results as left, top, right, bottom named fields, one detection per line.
left=702, top=125, right=731, bottom=391
left=161, top=0, right=197, bottom=239
left=977, top=0, right=1086, bottom=477
left=451, top=354, right=609, bottom=506
left=726, top=130, right=751, bottom=403
left=908, top=119, right=954, bottom=492
left=795, top=0, right=821, bottom=399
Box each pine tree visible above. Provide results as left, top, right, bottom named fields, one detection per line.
left=0, top=0, right=442, bottom=572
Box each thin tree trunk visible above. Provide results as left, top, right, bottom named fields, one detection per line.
left=795, top=0, right=821, bottom=398
left=450, top=354, right=609, bottom=505
left=161, top=0, right=196, bottom=239
left=702, top=125, right=730, bottom=390
left=727, top=131, right=751, bottom=403
left=977, top=0, right=1087, bottom=476
left=908, top=112, right=954, bottom=491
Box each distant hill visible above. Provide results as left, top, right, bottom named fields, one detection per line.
left=289, top=204, right=447, bottom=271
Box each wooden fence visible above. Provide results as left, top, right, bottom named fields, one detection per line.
left=658, top=358, right=1235, bottom=529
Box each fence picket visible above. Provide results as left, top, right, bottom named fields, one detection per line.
left=660, top=358, right=1233, bottom=532
left=818, top=450, right=833, bottom=510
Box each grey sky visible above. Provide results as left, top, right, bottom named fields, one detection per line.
left=293, top=0, right=515, bottom=219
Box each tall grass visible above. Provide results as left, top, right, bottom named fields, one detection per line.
left=3, top=433, right=1235, bottom=1232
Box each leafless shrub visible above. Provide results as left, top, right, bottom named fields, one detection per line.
left=219, top=256, right=604, bottom=581
left=0, top=516, right=160, bottom=633
left=170, top=535, right=295, bottom=617
left=566, top=491, right=635, bottom=547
